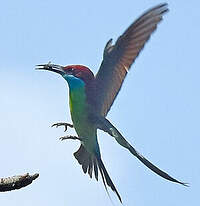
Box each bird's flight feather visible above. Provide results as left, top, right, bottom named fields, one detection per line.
left=95, top=3, right=168, bottom=117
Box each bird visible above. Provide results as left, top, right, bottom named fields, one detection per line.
left=36, top=3, right=187, bottom=203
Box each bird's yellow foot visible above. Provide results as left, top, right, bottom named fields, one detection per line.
left=51, top=122, right=73, bottom=132
left=59, top=135, right=81, bottom=141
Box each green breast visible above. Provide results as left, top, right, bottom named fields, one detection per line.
left=69, top=85, right=88, bottom=128
left=64, top=75, right=95, bottom=138
left=63, top=74, right=98, bottom=153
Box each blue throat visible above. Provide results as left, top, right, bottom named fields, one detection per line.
left=62, top=74, right=85, bottom=90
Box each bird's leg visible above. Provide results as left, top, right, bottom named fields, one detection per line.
left=59, top=135, right=81, bottom=141
left=51, top=122, right=73, bottom=132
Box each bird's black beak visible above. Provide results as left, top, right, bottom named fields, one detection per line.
left=35, top=62, right=65, bottom=75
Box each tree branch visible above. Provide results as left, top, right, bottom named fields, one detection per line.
left=0, top=173, right=39, bottom=192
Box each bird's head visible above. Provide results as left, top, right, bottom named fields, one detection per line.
left=36, top=63, right=95, bottom=87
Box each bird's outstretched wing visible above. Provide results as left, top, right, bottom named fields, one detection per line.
left=95, top=3, right=168, bottom=117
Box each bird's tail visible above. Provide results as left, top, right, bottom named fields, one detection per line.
left=74, top=144, right=122, bottom=203
left=97, top=117, right=188, bottom=186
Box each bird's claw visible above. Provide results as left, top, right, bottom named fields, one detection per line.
left=59, top=135, right=81, bottom=141
left=51, top=122, right=73, bottom=132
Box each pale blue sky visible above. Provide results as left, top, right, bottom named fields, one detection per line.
left=0, top=0, right=199, bottom=205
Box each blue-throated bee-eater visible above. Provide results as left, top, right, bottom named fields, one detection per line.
left=36, top=3, right=187, bottom=203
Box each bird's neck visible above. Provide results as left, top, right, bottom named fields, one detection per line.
left=63, top=74, right=85, bottom=90
left=63, top=75, right=87, bottom=109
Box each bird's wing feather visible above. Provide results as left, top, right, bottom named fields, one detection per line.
left=95, top=3, right=168, bottom=116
